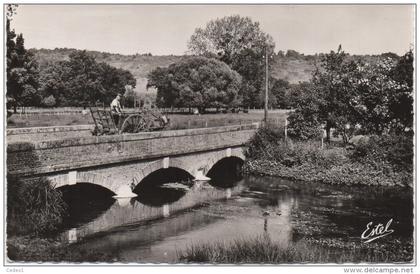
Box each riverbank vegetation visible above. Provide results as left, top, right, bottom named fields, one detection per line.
left=244, top=46, right=413, bottom=188
left=178, top=234, right=412, bottom=264
left=7, top=236, right=115, bottom=262
left=243, top=127, right=413, bottom=187
left=7, top=176, right=67, bottom=236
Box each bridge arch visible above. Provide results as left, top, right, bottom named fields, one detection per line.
left=48, top=172, right=118, bottom=194
left=205, top=156, right=244, bottom=187
left=46, top=146, right=245, bottom=196
left=133, top=166, right=194, bottom=189
left=56, top=181, right=116, bottom=194
left=202, top=148, right=245, bottom=175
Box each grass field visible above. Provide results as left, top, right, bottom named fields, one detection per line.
left=7, top=110, right=289, bottom=130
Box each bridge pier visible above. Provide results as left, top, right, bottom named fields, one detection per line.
left=113, top=184, right=138, bottom=199
left=68, top=171, right=77, bottom=185
left=116, top=197, right=133, bottom=207
left=194, top=169, right=211, bottom=181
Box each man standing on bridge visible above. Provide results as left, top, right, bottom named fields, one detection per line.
left=111, top=93, right=123, bottom=126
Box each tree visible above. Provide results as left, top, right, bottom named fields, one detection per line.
left=311, top=45, right=355, bottom=141
left=288, top=82, right=312, bottom=108
left=285, top=50, right=302, bottom=59
left=147, top=56, right=242, bottom=112
left=389, top=50, right=413, bottom=133
left=188, top=15, right=275, bottom=108
left=96, top=60, right=136, bottom=105
left=38, top=50, right=136, bottom=107
left=270, top=78, right=291, bottom=109
left=346, top=53, right=413, bottom=135
left=287, top=82, right=324, bottom=140
left=6, top=5, right=40, bottom=112
left=122, top=85, right=135, bottom=108
left=277, top=50, right=285, bottom=57
left=38, top=61, right=71, bottom=106
left=380, top=52, right=400, bottom=60
left=230, top=48, right=271, bottom=107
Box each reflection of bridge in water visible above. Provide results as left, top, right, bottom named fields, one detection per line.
left=61, top=177, right=298, bottom=263
left=62, top=181, right=245, bottom=243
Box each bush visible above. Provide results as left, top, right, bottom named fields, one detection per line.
left=350, top=134, right=413, bottom=172
left=7, top=176, right=67, bottom=236
left=245, top=126, right=284, bottom=160
left=246, top=126, right=346, bottom=168
left=41, top=95, right=56, bottom=107
left=287, top=109, right=323, bottom=140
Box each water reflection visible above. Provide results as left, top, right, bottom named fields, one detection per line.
left=60, top=179, right=244, bottom=243
left=57, top=175, right=412, bottom=263
left=116, top=198, right=133, bottom=207
left=207, top=156, right=243, bottom=189
left=135, top=183, right=189, bottom=207
left=58, top=183, right=116, bottom=230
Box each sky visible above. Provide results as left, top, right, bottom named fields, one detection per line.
left=10, top=4, right=415, bottom=56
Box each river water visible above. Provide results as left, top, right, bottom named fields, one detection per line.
left=57, top=175, right=413, bottom=263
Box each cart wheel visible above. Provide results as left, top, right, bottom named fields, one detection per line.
left=120, top=114, right=146, bottom=133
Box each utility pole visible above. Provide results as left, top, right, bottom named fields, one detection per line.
left=264, top=47, right=269, bottom=125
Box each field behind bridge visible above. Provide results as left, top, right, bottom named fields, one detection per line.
left=7, top=109, right=289, bottom=138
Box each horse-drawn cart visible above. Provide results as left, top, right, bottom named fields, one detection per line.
left=89, top=107, right=169, bottom=135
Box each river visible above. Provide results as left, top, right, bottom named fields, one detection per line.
left=55, top=175, right=413, bottom=263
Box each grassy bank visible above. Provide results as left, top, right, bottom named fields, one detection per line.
left=178, top=235, right=413, bottom=264
left=243, top=127, right=413, bottom=187
left=244, top=158, right=412, bottom=187
left=7, top=236, right=115, bottom=263
left=6, top=175, right=114, bottom=262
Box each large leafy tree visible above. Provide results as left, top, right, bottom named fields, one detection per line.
left=287, top=82, right=324, bottom=140
left=311, top=46, right=356, bottom=141
left=39, top=50, right=136, bottom=107
left=147, top=56, right=242, bottom=112
left=38, top=61, right=71, bottom=106
left=188, top=15, right=275, bottom=108
left=6, top=5, right=40, bottom=111
left=346, top=52, right=413, bottom=135
left=389, top=50, right=413, bottom=133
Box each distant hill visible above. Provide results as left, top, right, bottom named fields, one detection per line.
left=30, top=48, right=397, bottom=95
left=31, top=48, right=184, bottom=95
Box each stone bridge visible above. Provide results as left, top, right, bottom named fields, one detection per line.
left=7, top=124, right=259, bottom=197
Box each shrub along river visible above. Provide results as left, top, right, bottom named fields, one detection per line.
left=36, top=171, right=413, bottom=263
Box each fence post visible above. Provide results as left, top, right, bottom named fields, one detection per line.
left=321, top=129, right=326, bottom=149
left=284, top=117, right=288, bottom=143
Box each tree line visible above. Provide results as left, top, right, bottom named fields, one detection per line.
left=287, top=45, right=413, bottom=140
left=146, top=15, right=411, bottom=116
left=6, top=5, right=136, bottom=112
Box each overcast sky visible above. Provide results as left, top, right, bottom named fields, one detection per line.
left=10, top=4, right=415, bottom=56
